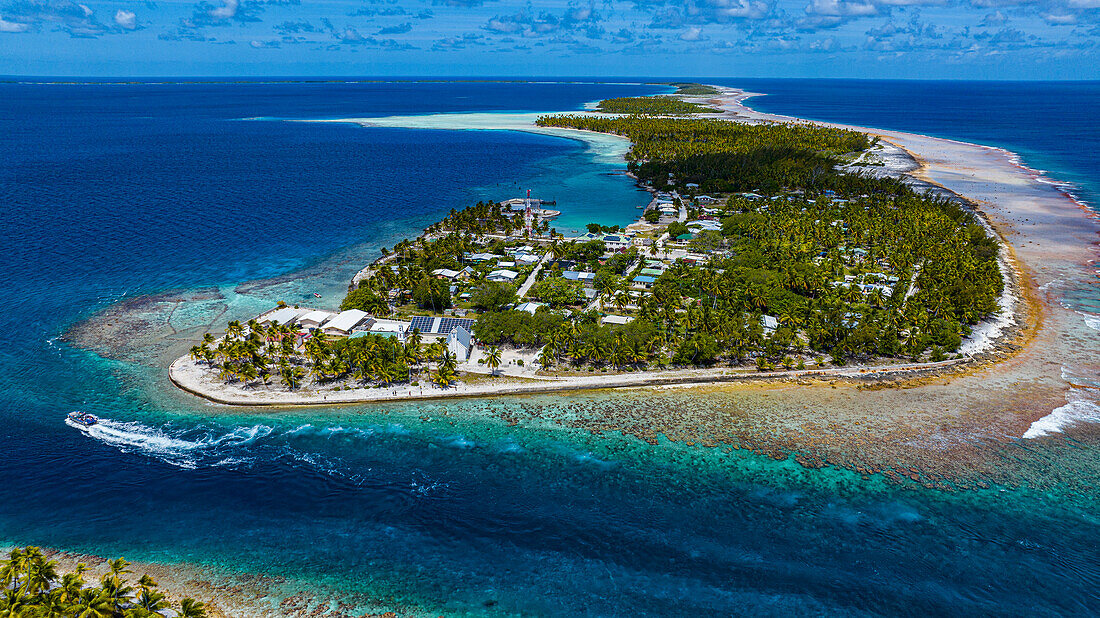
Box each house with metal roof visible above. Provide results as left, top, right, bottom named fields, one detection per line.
left=602, top=315, right=634, bottom=326
left=297, top=310, right=335, bottom=331
left=259, top=307, right=305, bottom=326
left=487, top=269, right=520, bottom=282
left=321, top=309, right=369, bottom=336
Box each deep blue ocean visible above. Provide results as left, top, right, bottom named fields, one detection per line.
left=2, top=80, right=1099, bottom=615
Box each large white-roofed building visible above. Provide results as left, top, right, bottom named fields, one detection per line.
left=298, top=310, right=335, bottom=331
left=259, top=307, right=305, bottom=326
left=320, top=309, right=369, bottom=337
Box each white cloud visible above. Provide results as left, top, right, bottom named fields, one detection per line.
left=1067, top=0, right=1100, bottom=7
left=114, top=9, right=136, bottom=29
left=209, top=0, right=238, bottom=20
left=980, top=10, right=1007, bottom=26
left=679, top=25, right=705, bottom=40
left=1041, top=11, right=1076, bottom=23
left=0, top=17, right=29, bottom=32
left=805, top=0, right=878, bottom=16
left=712, top=0, right=770, bottom=19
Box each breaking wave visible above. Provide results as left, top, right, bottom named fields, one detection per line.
left=1023, top=391, right=1100, bottom=439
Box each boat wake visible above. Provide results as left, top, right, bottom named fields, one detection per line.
left=64, top=418, right=448, bottom=495
left=67, top=418, right=273, bottom=469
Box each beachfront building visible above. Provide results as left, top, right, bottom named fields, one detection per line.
left=321, top=309, right=370, bottom=337
left=297, top=310, right=335, bottom=331
left=259, top=306, right=305, bottom=326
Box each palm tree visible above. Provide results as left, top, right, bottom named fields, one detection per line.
left=0, top=547, right=27, bottom=593
left=134, top=586, right=169, bottom=614
left=432, top=364, right=455, bottom=388
left=98, top=573, right=133, bottom=615
left=537, top=345, right=555, bottom=369
left=68, top=588, right=113, bottom=618
left=225, top=320, right=244, bottom=341
left=35, top=589, right=70, bottom=617
left=21, top=550, right=57, bottom=597
left=0, top=590, right=28, bottom=618
left=485, top=346, right=503, bottom=376
left=179, top=598, right=209, bottom=618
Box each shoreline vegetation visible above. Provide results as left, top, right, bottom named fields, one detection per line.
left=169, top=83, right=1022, bottom=407
left=0, top=546, right=208, bottom=617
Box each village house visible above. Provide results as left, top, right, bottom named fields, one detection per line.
left=487, top=269, right=520, bottom=283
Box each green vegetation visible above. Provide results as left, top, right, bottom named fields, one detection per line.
left=667, top=82, right=721, bottom=95
left=192, top=93, right=1004, bottom=388
left=596, top=96, right=720, bottom=115
left=470, top=281, right=517, bottom=312
left=190, top=320, right=460, bottom=388
left=528, top=278, right=585, bottom=307
left=535, top=114, right=871, bottom=193
left=0, top=547, right=208, bottom=617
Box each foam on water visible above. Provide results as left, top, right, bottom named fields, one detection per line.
left=67, top=418, right=275, bottom=469
left=1081, top=311, right=1100, bottom=333
left=1023, top=391, right=1100, bottom=439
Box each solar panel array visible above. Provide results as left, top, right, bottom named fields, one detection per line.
left=408, top=316, right=435, bottom=335
left=407, top=316, right=475, bottom=336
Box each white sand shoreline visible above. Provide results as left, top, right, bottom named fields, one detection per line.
left=169, top=353, right=970, bottom=407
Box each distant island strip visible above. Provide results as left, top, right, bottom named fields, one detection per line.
left=169, top=84, right=1020, bottom=406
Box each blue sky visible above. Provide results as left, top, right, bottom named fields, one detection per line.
left=1, top=0, right=1097, bottom=77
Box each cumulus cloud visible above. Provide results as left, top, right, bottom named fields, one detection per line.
left=273, top=19, right=315, bottom=33
left=640, top=0, right=770, bottom=28
left=249, top=38, right=279, bottom=47
left=431, top=31, right=485, bottom=49
left=483, top=4, right=601, bottom=38
left=679, top=25, right=706, bottom=39
left=113, top=8, right=135, bottom=29
left=376, top=21, right=411, bottom=34
left=209, top=0, right=237, bottom=19
left=980, top=10, right=1006, bottom=26
left=0, top=0, right=108, bottom=36
left=805, top=0, right=877, bottom=18
left=1040, top=11, right=1076, bottom=23
left=0, top=16, right=29, bottom=30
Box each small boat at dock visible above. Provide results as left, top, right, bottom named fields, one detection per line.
left=66, top=411, right=98, bottom=427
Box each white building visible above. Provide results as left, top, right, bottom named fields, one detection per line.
left=321, top=309, right=369, bottom=336
left=448, top=325, right=472, bottom=362
left=259, top=307, right=305, bottom=326
left=515, top=301, right=547, bottom=315
left=602, top=315, right=634, bottom=326
left=367, top=318, right=412, bottom=341
left=487, top=269, right=520, bottom=282
left=297, top=310, right=335, bottom=331
left=762, top=314, right=779, bottom=333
